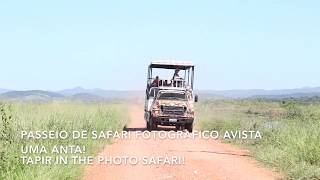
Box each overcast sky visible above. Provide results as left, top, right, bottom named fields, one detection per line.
left=0, top=0, right=319, bottom=90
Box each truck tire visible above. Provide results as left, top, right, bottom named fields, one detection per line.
left=146, top=120, right=150, bottom=130
left=147, top=118, right=153, bottom=131
left=148, top=116, right=157, bottom=131
left=186, top=123, right=193, bottom=132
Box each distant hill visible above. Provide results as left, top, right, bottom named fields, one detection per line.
left=58, top=87, right=143, bottom=99
left=0, top=90, right=64, bottom=101
left=0, top=88, right=143, bottom=101
left=1, top=86, right=320, bottom=101
left=252, top=92, right=320, bottom=99
left=199, top=87, right=320, bottom=99
left=0, top=88, right=11, bottom=94
left=58, top=86, right=92, bottom=96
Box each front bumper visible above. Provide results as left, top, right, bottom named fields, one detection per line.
left=152, top=115, right=194, bottom=126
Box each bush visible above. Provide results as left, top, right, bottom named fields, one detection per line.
left=281, top=101, right=303, bottom=119
left=0, top=103, right=23, bottom=179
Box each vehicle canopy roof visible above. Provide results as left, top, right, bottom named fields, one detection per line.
left=149, top=60, right=194, bottom=70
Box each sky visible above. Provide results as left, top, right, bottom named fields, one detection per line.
left=0, top=0, right=319, bottom=91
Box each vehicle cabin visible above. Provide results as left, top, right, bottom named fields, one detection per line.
left=146, top=60, right=195, bottom=99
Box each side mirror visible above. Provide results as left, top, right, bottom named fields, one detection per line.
left=194, top=95, right=199, bottom=102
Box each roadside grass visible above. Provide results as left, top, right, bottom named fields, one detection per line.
left=0, top=101, right=129, bottom=180
left=197, top=99, right=320, bottom=179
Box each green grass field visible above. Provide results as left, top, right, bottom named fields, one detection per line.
left=1, top=99, right=320, bottom=179
left=0, top=101, right=128, bottom=180
left=197, top=99, right=320, bottom=179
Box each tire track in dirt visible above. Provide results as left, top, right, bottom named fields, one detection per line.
left=84, top=103, right=281, bottom=180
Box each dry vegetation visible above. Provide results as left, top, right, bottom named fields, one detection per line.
left=197, top=99, right=320, bottom=179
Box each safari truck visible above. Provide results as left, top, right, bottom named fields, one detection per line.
left=144, top=60, right=198, bottom=132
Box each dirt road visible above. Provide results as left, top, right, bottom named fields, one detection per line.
left=84, top=104, right=280, bottom=180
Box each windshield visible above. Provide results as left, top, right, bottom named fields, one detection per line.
left=158, top=92, right=187, bottom=101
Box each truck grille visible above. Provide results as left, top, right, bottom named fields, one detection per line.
left=162, top=106, right=185, bottom=116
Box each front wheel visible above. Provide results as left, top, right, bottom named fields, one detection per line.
left=186, top=123, right=193, bottom=132
left=146, top=120, right=150, bottom=130
left=147, top=117, right=152, bottom=131
left=148, top=117, right=157, bottom=131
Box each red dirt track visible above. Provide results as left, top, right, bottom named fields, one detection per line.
left=84, top=104, right=281, bottom=180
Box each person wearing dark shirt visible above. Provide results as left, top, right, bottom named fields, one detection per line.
left=152, top=76, right=160, bottom=87
left=172, top=69, right=180, bottom=80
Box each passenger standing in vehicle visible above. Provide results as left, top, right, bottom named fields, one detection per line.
left=172, top=69, right=180, bottom=80
left=152, top=76, right=160, bottom=87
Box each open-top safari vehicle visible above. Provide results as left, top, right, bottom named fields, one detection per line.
left=144, top=60, right=198, bottom=132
